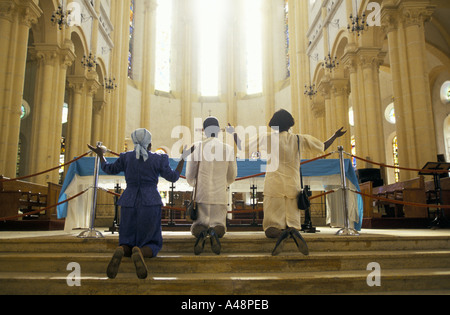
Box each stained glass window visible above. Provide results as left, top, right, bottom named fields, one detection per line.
left=393, top=136, right=399, bottom=182
left=351, top=136, right=356, bottom=168
left=128, top=0, right=135, bottom=79
left=244, top=0, right=263, bottom=95
left=155, top=0, right=173, bottom=92
left=440, top=81, right=450, bottom=104
left=284, top=0, right=290, bottom=78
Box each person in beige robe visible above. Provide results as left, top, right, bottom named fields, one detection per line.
left=228, top=109, right=345, bottom=255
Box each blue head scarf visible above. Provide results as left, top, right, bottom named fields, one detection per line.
left=131, top=128, right=152, bottom=161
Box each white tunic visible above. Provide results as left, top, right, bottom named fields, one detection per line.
left=186, top=137, right=237, bottom=205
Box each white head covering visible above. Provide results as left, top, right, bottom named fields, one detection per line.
left=131, top=128, right=152, bottom=161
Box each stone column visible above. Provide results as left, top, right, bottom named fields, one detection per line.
left=331, top=78, right=352, bottom=150
left=382, top=1, right=436, bottom=179
left=0, top=0, right=41, bottom=178
left=181, top=4, right=193, bottom=131
left=66, top=77, right=86, bottom=163
left=262, top=0, right=275, bottom=123
left=109, top=0, right=129, bottom=152
left=85, top=77, right=100, bottom=146
left=359, top=49, right=386, bottom=165
left=28, top=45, right=72, bottom=185
left=141, top=0, right=157, bottom=129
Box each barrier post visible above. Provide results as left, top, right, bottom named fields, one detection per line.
left=336, top=146, right=359, bottom=236
left=78, top=142, right=104, bottom=238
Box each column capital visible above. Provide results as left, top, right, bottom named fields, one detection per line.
left=144, top=0, right=158, bottom=12
left=317, top=79, right=331, bottom=100
left=86, top=78, right=101, bottom=97
left=67, top=75, right=87, bottom=94
left=330, top=78, right=349, bottom=97
left=399, top=3, right=435, bottom=28
left=0, top=0, right=42, bottom=25
left=357, top=48, right=386, bottom=70
left=381, top=1, right=436, bottom=33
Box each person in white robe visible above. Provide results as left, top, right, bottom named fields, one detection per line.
left=186, top=117, right=237, bottom=255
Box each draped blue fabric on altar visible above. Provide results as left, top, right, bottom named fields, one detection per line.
left=58, top=157, right=363, bottom=230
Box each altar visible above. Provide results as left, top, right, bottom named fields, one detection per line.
left=57, top=156, right=363, bottom=232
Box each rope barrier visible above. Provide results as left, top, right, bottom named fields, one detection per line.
left=348, top=188, right=450, bottom=209
left=0, top=151, right=92, bottom=183
left=348, top=152, right=450, bottom=174
left=0, top=187, right=90, bottom=222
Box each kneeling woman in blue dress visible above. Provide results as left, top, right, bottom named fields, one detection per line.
left=88, top=128, right=192, bottom=279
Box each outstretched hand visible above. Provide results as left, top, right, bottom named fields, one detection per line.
left=334, top=127, right=346, bottom=138
left=87, top=144, right=107, bottom=156
left=226, top=123, right=242, bottom=150
left=181, top=145, right=195, bottom=160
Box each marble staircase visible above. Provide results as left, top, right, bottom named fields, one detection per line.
left=0, top=229, right=450, bottom=295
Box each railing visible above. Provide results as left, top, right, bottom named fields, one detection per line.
left=2, top=144, right=448, bottom=238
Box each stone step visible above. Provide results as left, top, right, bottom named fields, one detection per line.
left=1, top=232, right=450, bottom=253
left=1, top=250, right=450, bottom=274
left=1, top=268, right=450, bottom=295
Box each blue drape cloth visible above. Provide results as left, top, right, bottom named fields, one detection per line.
left=58, top=157, right=363, bottom=230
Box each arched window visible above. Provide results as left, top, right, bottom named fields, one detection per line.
left=155, top=0, right=173, bottom=93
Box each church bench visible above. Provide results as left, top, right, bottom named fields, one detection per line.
left=359, top=181, right=379, bottom=218
left=372, top=176, right=428, bottom=218
left=425, top=176, right=450, bottom=218
left=0, top=176, right=51, bottom=220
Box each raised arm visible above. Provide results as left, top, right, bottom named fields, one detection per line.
left=323, top=127, right=347, bottom=151
left=175, top=145, right=195, bottom=174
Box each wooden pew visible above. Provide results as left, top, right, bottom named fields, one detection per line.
left=0, top=175, right=61, bottom=221
left=425, top=176, right=450, bottom=218
left=359, top=181, right=378, bottom=219
left=372, top=176, right=428, bottom=218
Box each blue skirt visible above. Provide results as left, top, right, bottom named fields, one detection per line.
left=119, top=202, right=163, bottom=257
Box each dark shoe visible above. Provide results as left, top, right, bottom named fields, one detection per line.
left=194, top=230, right=207, bottom=255
left=106, top=247, right=124, bottom=279
left=290, top=228, right=309, bottom=255
left=132, top=247, right=148, bottom=279
left=208, top=228, right=221, bottom=255
left=271, top=229, right=290, bottom=256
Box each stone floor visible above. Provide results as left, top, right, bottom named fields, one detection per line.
left=2, top=225, right=450, bottom=240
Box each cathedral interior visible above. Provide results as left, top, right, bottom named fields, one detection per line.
left=0, top=0, right=450, bottom=296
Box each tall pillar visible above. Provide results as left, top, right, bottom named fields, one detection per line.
left=28, top=46, right=63, bottom=184
left=66, top=77, right=85, bottom=163
left=330, top=78, right=352, bottom=149
left=382, top=1, right=436, bottom=179
left=359, top=49, right=386, bottom=165
left=109, top=0, right=129, bottom=152
left=0, top=0, right=41, bottom=178
left=226, top=9, right=237, bottom=129
left=262, top=0, right=275, bottom=123
left=293, top=0, right=316, bottom=137
left=141, top=0, right=157, bottom=129
left=85, top=77, right=100, bottom=146
left=181, top=4, right=193, bottom=131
